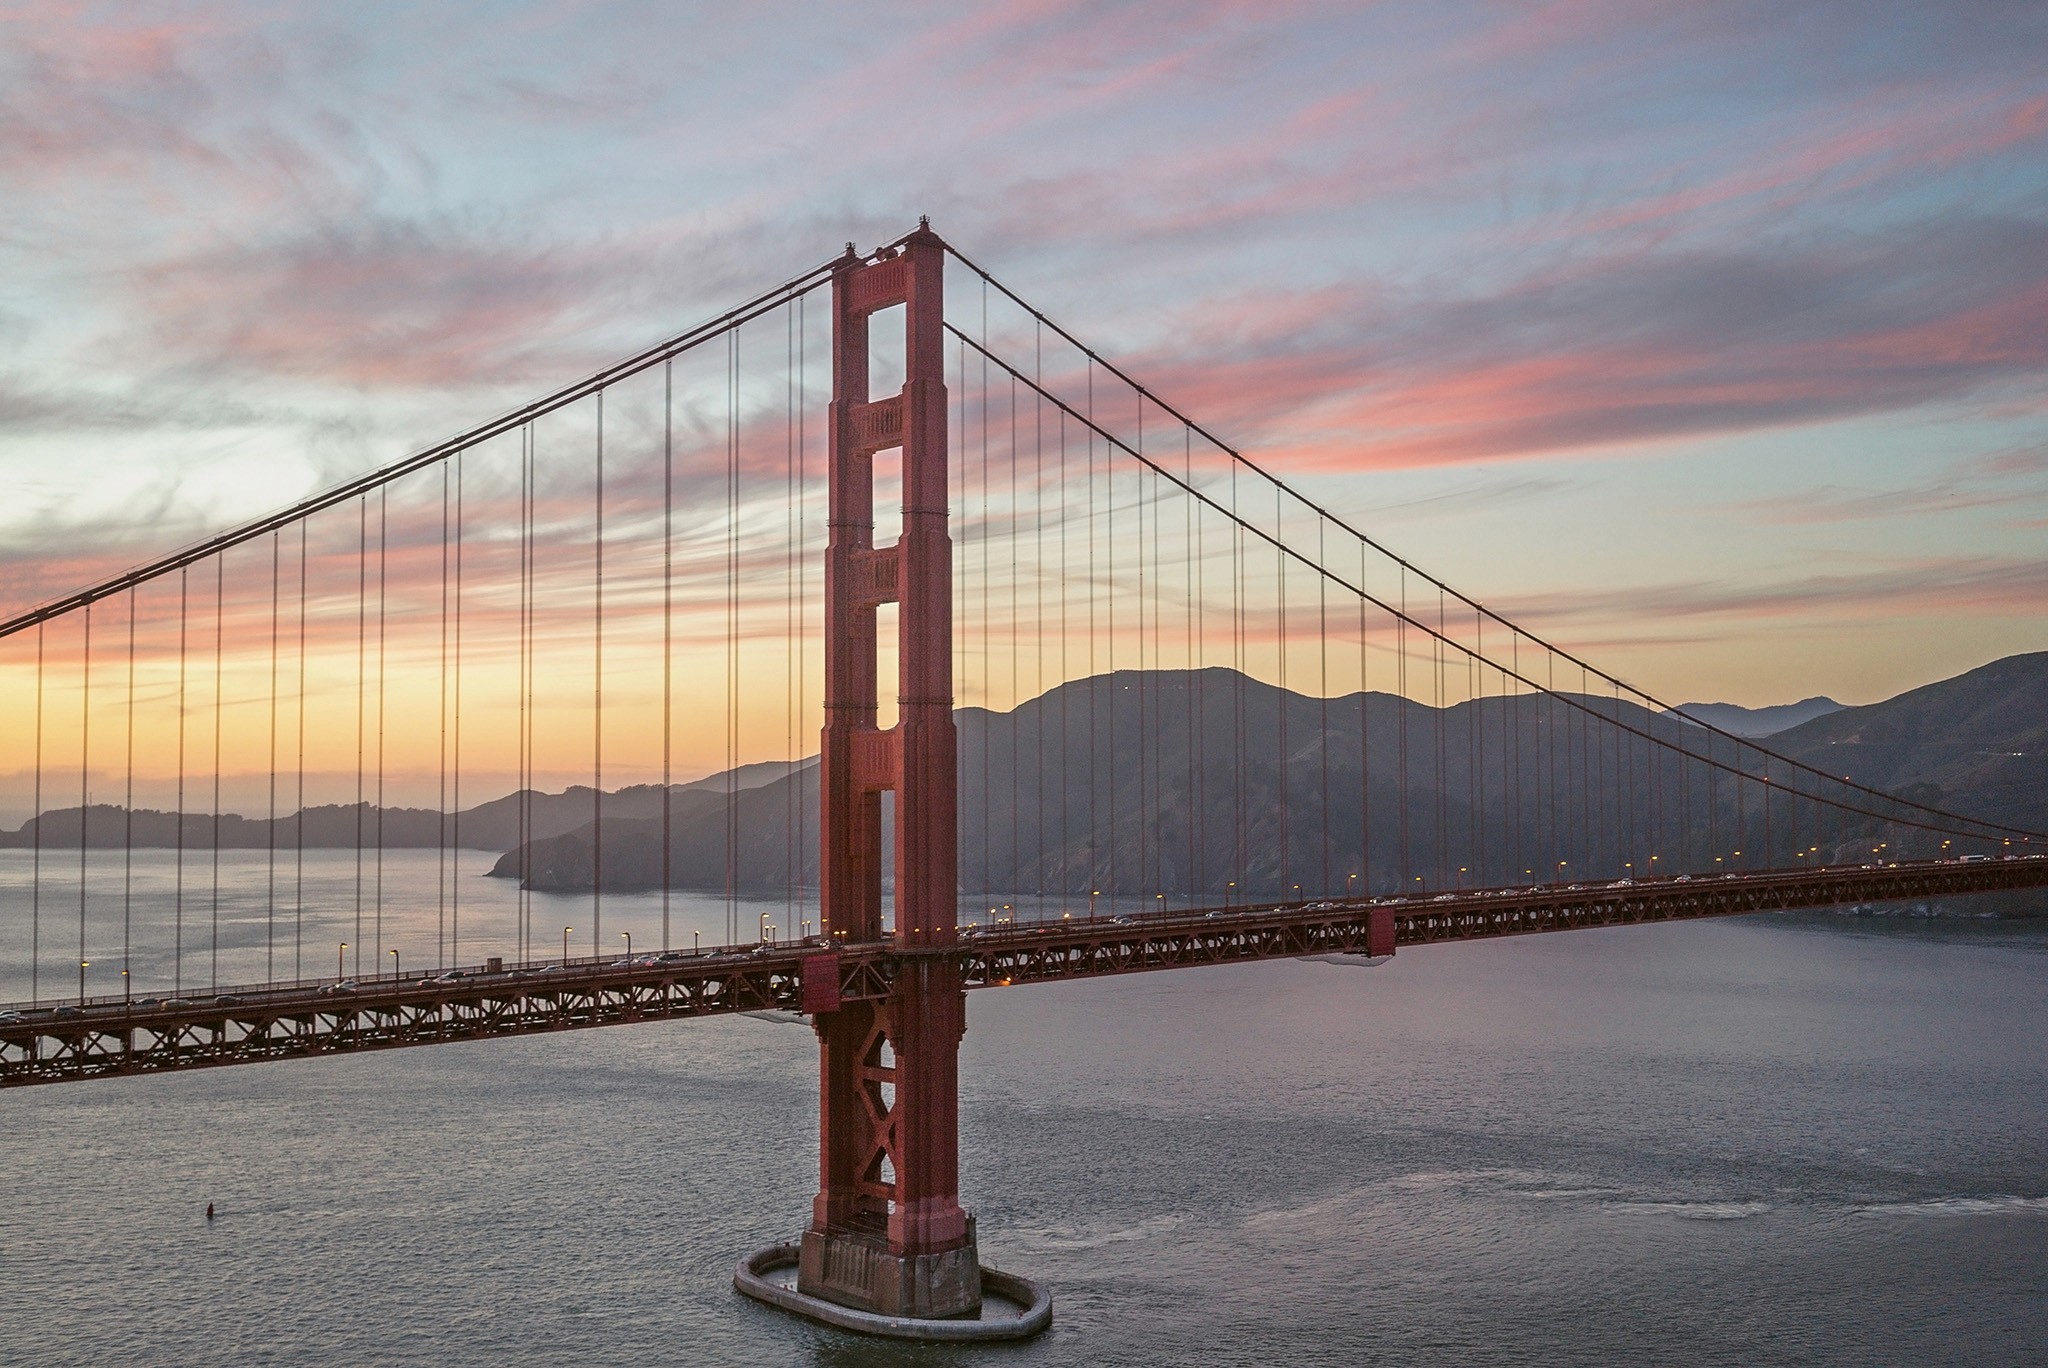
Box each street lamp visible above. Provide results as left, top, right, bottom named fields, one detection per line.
left=78, top=959, right=89, bottom=1004
left=562, top=926, right=572, bottom=965
left=121, top=967, right=130, bottom=1005
left=1089, top=890, right=1101, bottom=919
left=693, top=930, right=701, bottom=954
left=1292, top=884, right=1302, bottom=904
left=390, top=948, right=400, bottom=981
left=338, top=942, right=348, bottom=980
left=1347, top=873, right=1358, bottom=900
left=621, top=931, right=632, bottom=961
left=1155, top=893, right=1166, bottom=915
left=759, top=911, right=771, bottom=944
left=1227, top=881, right=1237, bottom=909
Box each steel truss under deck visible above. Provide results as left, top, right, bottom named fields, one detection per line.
left=4, top=856, right=2044, bottom=1087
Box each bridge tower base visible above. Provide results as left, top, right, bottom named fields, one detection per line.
left=737, top=1243, right=1053, bottom=1341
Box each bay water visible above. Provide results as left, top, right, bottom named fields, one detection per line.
left=1, top=851, right=2043, bottom=1364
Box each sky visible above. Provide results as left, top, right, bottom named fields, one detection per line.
left=2, top=0, right=2046, bottom=811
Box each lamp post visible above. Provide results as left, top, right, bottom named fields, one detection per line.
left=1089, top=890, right=1101, bottom=920
left=338, top=942, right=348, bottom=981
left=562, top=926, right=572, bottom=965
left=1347, top=872, right=1358, bottom=901
left=1227, top=881, right=1237, bottom=909
left=78, top=959, right=89, bottom=1004
left=621, top=931, right=632, bottom=961
left=121, top=967, right=130, bottom=1005
left=693, top=929, right=700, bottom=954
left=390, top=948, right=400, bottom=982
left=759, top=911, right=770, bottom=944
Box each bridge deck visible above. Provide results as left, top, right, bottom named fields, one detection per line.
left=4, top=857, right=2044, bottom=1087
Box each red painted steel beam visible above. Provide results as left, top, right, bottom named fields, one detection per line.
left=7, top=859, right=2044, bottom=1087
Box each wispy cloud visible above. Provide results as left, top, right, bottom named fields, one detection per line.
left=2, top=0, right=2045, bottom=712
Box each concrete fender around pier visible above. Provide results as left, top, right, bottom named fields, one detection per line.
left=734, top=1243, right=1052, bottom=1342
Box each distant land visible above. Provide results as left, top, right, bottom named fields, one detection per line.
left=6, top=653, right=2043, bottom=905
left=1668, top=697, right=1844, bottom=737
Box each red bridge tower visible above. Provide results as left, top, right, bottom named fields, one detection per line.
left=797, top=224, right=979, bottom=1317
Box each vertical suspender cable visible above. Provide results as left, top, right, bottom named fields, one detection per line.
left=981, top=288, right=994, bottom=902
left=211, top=557, right=223, bottom=987
left=1131, top=399, right=1144, bottom=901
left=1535, top=650, right=1547, bottom=879
left=594, top=389, right=605, bottom=955
left=78, top=606, right=90, bottom=1003
left=439, top=464, right=449, bottom=966
left=125, top=590, right=136, bottom=988
left=268, top=533, right=279, bottom=979
left=1319, top=519, right=1329, bottom=895
left=797, top=299, right=808, bottom=923
left=1135, top=398, right=1147, bottom=902
left=508, top=440, right=521, bottom=964
left=1032, top=352, right=1048, bottom=913
left=1474, top=611, right=1484, bottom=885
left=1275, top=487, right=1287, bottom=898
left=520, top=426, right=533, bottom=961
left=355, top=499, right=366, bottom=978
left=1103, top=367, right=1117, bottom=905
left=453, top=450, right=464, bottom=964
left=522, top=428, right=535, bottom=959
left=785, top=311, right=796, bottom=931
left=1087, top=365, right=1098, bottom=905
left=33, top=621, right=44, bottom=1006
left=1433, top=588, right=1446, bottom=890
left=1232, top=461, right=1242, bottom=898
left=295, top=522, right=307, bottom=978
left=1058, top=402, right=1070, bottom=904
left=376, top=490, right=387, bottom=973
left=727, top=331, right=739, bottom=946
left=1038, top=335, right=1051, bottom=915
left=1186, top=427, right=1199, bottom=904
left=663, top=363, right=674, bottom=950
left=1510, top=633, right=1522, bottom=880
left=1396, top=570, right=1409, bottom=890
left=1011, top=374, right=1022, bottom=904
left=1358, top=544, right=1370, bottom=894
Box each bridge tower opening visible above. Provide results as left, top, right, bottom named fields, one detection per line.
left=797, top=223, right=980, bottom=1318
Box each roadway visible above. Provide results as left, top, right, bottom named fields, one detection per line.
left=5, top=855, right=2045, bottom=1087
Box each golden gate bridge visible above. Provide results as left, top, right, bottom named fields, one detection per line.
left=2, top=222, right=2042, bottom=1337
